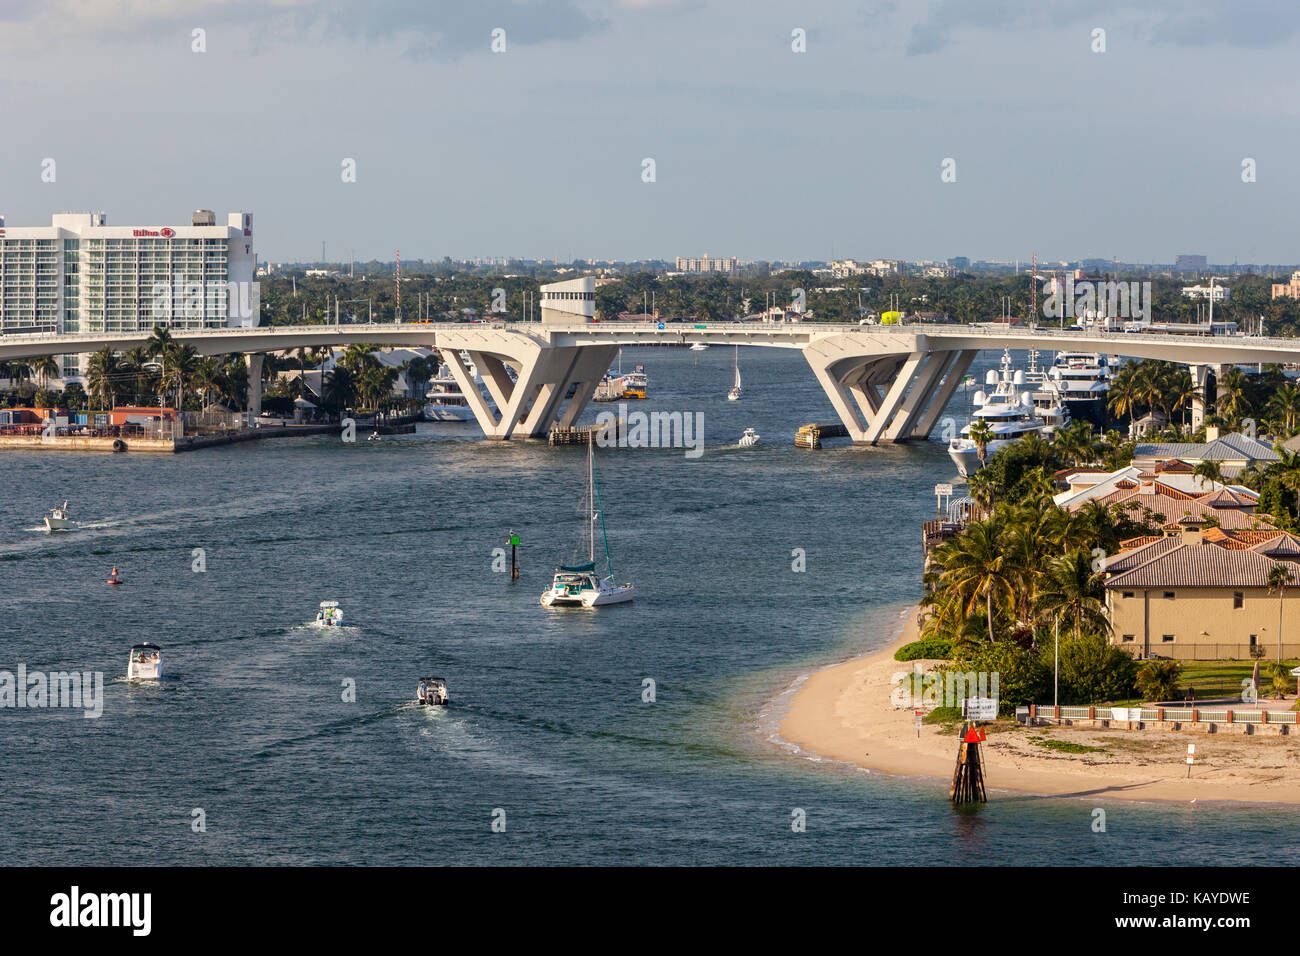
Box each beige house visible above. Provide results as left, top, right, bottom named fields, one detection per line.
left=1104, top=526, right=1300, bottom=660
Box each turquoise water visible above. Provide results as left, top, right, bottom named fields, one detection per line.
left=1, top=346, right=1296, bottom=864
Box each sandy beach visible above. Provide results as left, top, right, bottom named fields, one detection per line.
left=777, top=607, right=1300, bottom=805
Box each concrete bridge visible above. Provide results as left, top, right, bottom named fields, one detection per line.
left=2, top=321, right=1298, bottom=442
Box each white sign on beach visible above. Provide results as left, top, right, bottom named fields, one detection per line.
left=935, top=483, right=953, bottom=497
left=964, top=697, right=998, bottom=721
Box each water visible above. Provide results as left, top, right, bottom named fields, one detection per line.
left=1, top=346, right=1295, bottom=865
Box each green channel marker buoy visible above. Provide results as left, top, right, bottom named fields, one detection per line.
left=508, top=531, right=520, bottom=579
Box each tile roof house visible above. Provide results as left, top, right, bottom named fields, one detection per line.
left=1104, top=524, right=1300, bottom=660
left=1132, top=431, right=1280, bottom=478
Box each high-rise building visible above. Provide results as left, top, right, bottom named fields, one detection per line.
left=0, top=210, right=257, bottom=381
left=674, top=254, right=738, bottom=274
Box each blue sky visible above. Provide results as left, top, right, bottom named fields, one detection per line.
left=3, top=0, right=1298, bottom=264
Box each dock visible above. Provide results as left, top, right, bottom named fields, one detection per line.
left=794, top=422, right=849, bottom=449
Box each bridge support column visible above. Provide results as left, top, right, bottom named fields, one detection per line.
left=1189, top=364, right=1210, bottom=429
left=246, top=353, right=264, bottom=421
left=910, top=350, right=976, bottom=439
left=863, top=353, right=925, bottom=444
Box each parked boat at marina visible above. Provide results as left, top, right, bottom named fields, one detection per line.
left=948, top=350, right=1056, bottom=477
left=541, top=435, right=635, bottom=608
left=127, top=643, right=163, bottom=681
left=422, top=363, right=477, bottom=422
left=1046, top=351, right=1113, bottom=427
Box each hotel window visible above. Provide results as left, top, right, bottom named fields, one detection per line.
left=1163, top=592, right=1175, bottom=600
left=1121, top=634, right=1135, bottom=643
left=1234, top=592, right=1244, bottom=609
left=1161, top=634, right=1175, bottom=643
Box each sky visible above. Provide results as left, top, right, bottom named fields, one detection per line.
left=2, top=0, right=1299, bottom=265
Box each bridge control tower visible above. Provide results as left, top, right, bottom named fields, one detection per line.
left=539, top=276, right=595, bottom=324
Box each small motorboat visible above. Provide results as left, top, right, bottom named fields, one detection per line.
left=315, top=601, right=344, bottom=626
left=44, top=501, right=77, bottom=532
left=127, top=643, right=163, bottom=680
left=738, top=427, right=760, bottom=447
left=106, top=566, right=123, bottom=586
left=367, top=429, right=380, bottom=442
left=416, top=677, right=448, bottom=706
left=688, top=342, right=709, bottom=352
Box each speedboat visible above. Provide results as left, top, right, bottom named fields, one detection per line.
left=738, top=427, right=760, bottom=447
left=315, top=601, right=344, bottom=626
left=367, top=429, right=380, bottom=441
left=416, top=677, right=448, bottom=706
left=541, top=435, right=635, bottom=608
left=688, top=342, right=709, bottom=351
left=127, top=643, right=163, bottom=680
left=947, top=350, right=1050, bottom=477
left=44, top=501, right=77, bottom=532
left=727, top=345, right=742, bottom=401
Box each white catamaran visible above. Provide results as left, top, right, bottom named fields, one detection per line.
left=727, top=345, right=742, bottom=401
left=541, top=435, right=635, bottom=608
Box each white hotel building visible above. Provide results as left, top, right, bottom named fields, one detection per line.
left=0, top=210, right=258, bottom=380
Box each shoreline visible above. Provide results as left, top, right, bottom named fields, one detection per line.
left=773, top=605, right=1300, bottom=806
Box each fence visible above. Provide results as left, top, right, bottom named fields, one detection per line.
left=1119, top=644, right=1300, bottom=661
left=1032, top=704, right=1298, bottom=725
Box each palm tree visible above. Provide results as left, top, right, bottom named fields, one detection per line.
left=1192, top=459, right=1223, bottom=488
left=192, top=358, right=220, bottom=409
left=1107, top=363, right=1140, bottom=423
left=1268, top=562, right=1294, bottom=675
left=1035, top=549, right=1110, bottom=641
left=33, top=355, right=60, bottom=389
left=165, top=344, right=200, bottom=409
left=967, top=419, right=995, bottom=470
left=934, top=520, right=1014, bottom=645
left=119, top=346, right=153, bottom=404
left=1215, top=366, right=1250, bottom=424
left=1268, top=382, right=1300, bottom=436
left=146, top=325, right=175, bottom=406
left=86, top=346, right=119, bottom=409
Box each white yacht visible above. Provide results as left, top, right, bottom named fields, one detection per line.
left=689, top=342, right=709, bottom=352
left=315, top=601, right=344, bottom=627
left=947, top=350, right=1051, bottom=477
left=738, top=427, right=760, bottom=447
left=43, top=501, right=77, bottom=532
left=1047, top=351, right=1113, bottom=426
left=541, top=435, right=635, bottom=608
left=727, top=345, right=742, bottom=401
left=422, top=363, right=477, bottom=422
left=416, top=677, right=448, bottom=706
left=127, top=643, right=163, bottom=681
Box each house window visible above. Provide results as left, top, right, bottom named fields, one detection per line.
left=1162, top=634, right=1175, bottom=643
left=1250, top=634, right=1257, bottom=647
left=1163, top=592, right=1175, bottom=600
left=1122, top=591, right=1134, bottom=599
left=1121, top=633, right=1135, bottom=643
left=1234, top=592, right=1244, bottom=608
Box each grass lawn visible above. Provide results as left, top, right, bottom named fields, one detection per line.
left=1175, top=659, right=1297, bottom=700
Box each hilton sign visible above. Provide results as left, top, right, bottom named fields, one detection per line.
left=132, top=228, right=176, bottom=238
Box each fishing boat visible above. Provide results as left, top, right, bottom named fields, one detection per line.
left=727, top=346, right=742, bottom=401
left=738, top=427, right=760, bottom=447
left=416, top=677, right=448, bottom=706
left=621, top=366, right=648, bottom=400
left=127, top=643, right=163, bottom=681
left=315, top=601, right=344, bottom=626
left=947, top=350, right=1051, bottom=477
left=43, top=501, right=77, bottom=532
left=541, top=435, right=635, bottom=608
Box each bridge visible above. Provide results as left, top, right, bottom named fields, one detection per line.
left=2, top=321, right=1298, bottom=442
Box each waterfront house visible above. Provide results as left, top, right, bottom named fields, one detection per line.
left=1132, top=429, right=1279, bottom=479
left=1103, top=523, right=1300, bottom=660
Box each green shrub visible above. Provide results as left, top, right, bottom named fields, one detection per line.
left=1135, top=659, right=1181, bottom=702
left=923, top=706, right=962, bottom=725
left=895, top=637, right=952, bottom=661
left=950, top=642, right=1052, bottom=710
left=1048, top=632, right=1138, bottom=704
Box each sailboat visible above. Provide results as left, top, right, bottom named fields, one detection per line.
left=540, top=434, right=635, bottom=608
left=727, top=345, right=742, bottom=401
